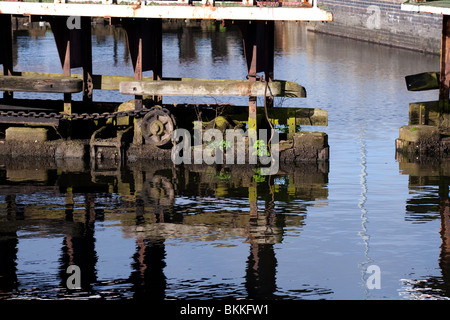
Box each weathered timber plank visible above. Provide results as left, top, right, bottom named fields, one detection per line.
left=441, top=15, right=450, bottom=102
left=405, top=72, right=440, bottom=91
left=119, top=80, right=306, bottom=97
left=0, top=75, right=82, bottom=93
left=13, top=72, right=306, bottom=97
left=200, top=104, right=326, bottom=126
left=0, top=2, right=333, bottom=22
left=14, top=72, right=132, bottom=91
left=0, top=115, right=60, bottom=127
left=402, top=1, right=450, bottom=16
left=224, top=105, right=327, bottom=126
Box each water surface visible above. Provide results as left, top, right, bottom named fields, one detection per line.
left=0, top=21, right=448, bottom=300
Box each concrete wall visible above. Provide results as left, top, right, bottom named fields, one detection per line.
left=310, top=0, right=442, bottom=54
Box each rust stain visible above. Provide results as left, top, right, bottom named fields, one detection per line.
left=132, top=0, right=141, bottom=17
left=132, top=0, right=142, bottom=10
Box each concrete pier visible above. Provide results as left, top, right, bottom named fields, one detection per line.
left=397, top=1, right=450, bottom=159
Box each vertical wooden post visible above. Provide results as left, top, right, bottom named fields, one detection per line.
left=239, top=20, right=273, bottom=134
left=152, top=19, right=163, bottom=104
left=123, top=18, right=163, bottom=146
left=440, top=14, right=450, bottom=112
left=134, top=35, right=143, bottom=111
left=0, top=14, right=14, bottom=101
left=287, top=108, right=296, bottom=139
left=81, top=17, right=93, bottom=103
left=248, top=45, right=258, bottom=133
left=63, top=39, right=72, bottom=115
left=152, top=20, right=162, bottom=81
left=264, top=21, right=274, bottom=109
left=50, top=16, right=78, bottom=115
left=124, top=18, right=163, bottom=110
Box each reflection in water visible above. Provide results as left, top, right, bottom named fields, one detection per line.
left=130, top=236, right=167, bottom=300
left=0, top=199, right=18, bottom=295
left=7, top=19, right=449, bottom=300
left=59, top=193, right=98, bottom=292
left=439, top=179, right=450, bottom=299
left=357, top=125, right=372, bottom=297
left=0, top=157, right=329, bottom=299
left=398, top=158, right=450, bottom=299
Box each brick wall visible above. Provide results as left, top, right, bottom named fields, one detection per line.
left=310, top=0, right=442, bottom=54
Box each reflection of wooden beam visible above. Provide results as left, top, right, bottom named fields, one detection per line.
left=120, top=79, right=306, bottom=97
left=124, top=221, right=284, bottom=244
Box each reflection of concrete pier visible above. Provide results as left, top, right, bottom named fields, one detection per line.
left=398, top=157, right=450, bottom=298
left=0, top=157, right=328, bottom=298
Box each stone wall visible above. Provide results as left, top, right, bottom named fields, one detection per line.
left=310, top=0, right=442, bottom=54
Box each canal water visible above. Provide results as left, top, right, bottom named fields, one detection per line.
left=0, top=21, right=447, bottom=300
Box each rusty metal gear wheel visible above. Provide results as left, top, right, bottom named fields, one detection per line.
left=141, top=107, right=176, bottom=147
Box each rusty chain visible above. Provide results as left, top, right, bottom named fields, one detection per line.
left=0, top=103, right=234, bottom=123
left=0, top=108, right=153, bottom=122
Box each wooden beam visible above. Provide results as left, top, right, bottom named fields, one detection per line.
left=81, top=17, right=93, bottom=102
left=12, top=72, right=135, bottom=90
left=49, top=16, right=75, bottom=114
left=151, top=18, right=163, bottom=103
left=219, top=105, right=328, bottom=126
left=10, top=72, right=307, bottom=97
left=402, top=2, right=450, bottom=16
left=119, top=79, right=306, bottom=97
left=0, top=75, right=83, bottom=93
left=0, top=14, right=14, bottom=101
left=122, top=18, right=158, bottom=111
left=405, top=72, right=440, bottom=91
left=0, top=2, right=333, bottom=22
left=134, top=35, right=143, bottom=110
left=0, top=15, right=13, bottom=77
left=264, top=20, right=275, bottom=109
left=440, top=14, right=450, bottom=103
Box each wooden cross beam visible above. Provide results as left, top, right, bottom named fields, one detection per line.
left=119, top=79, right=306, bottom=97
left=0, top=75, right=83, bottom=93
